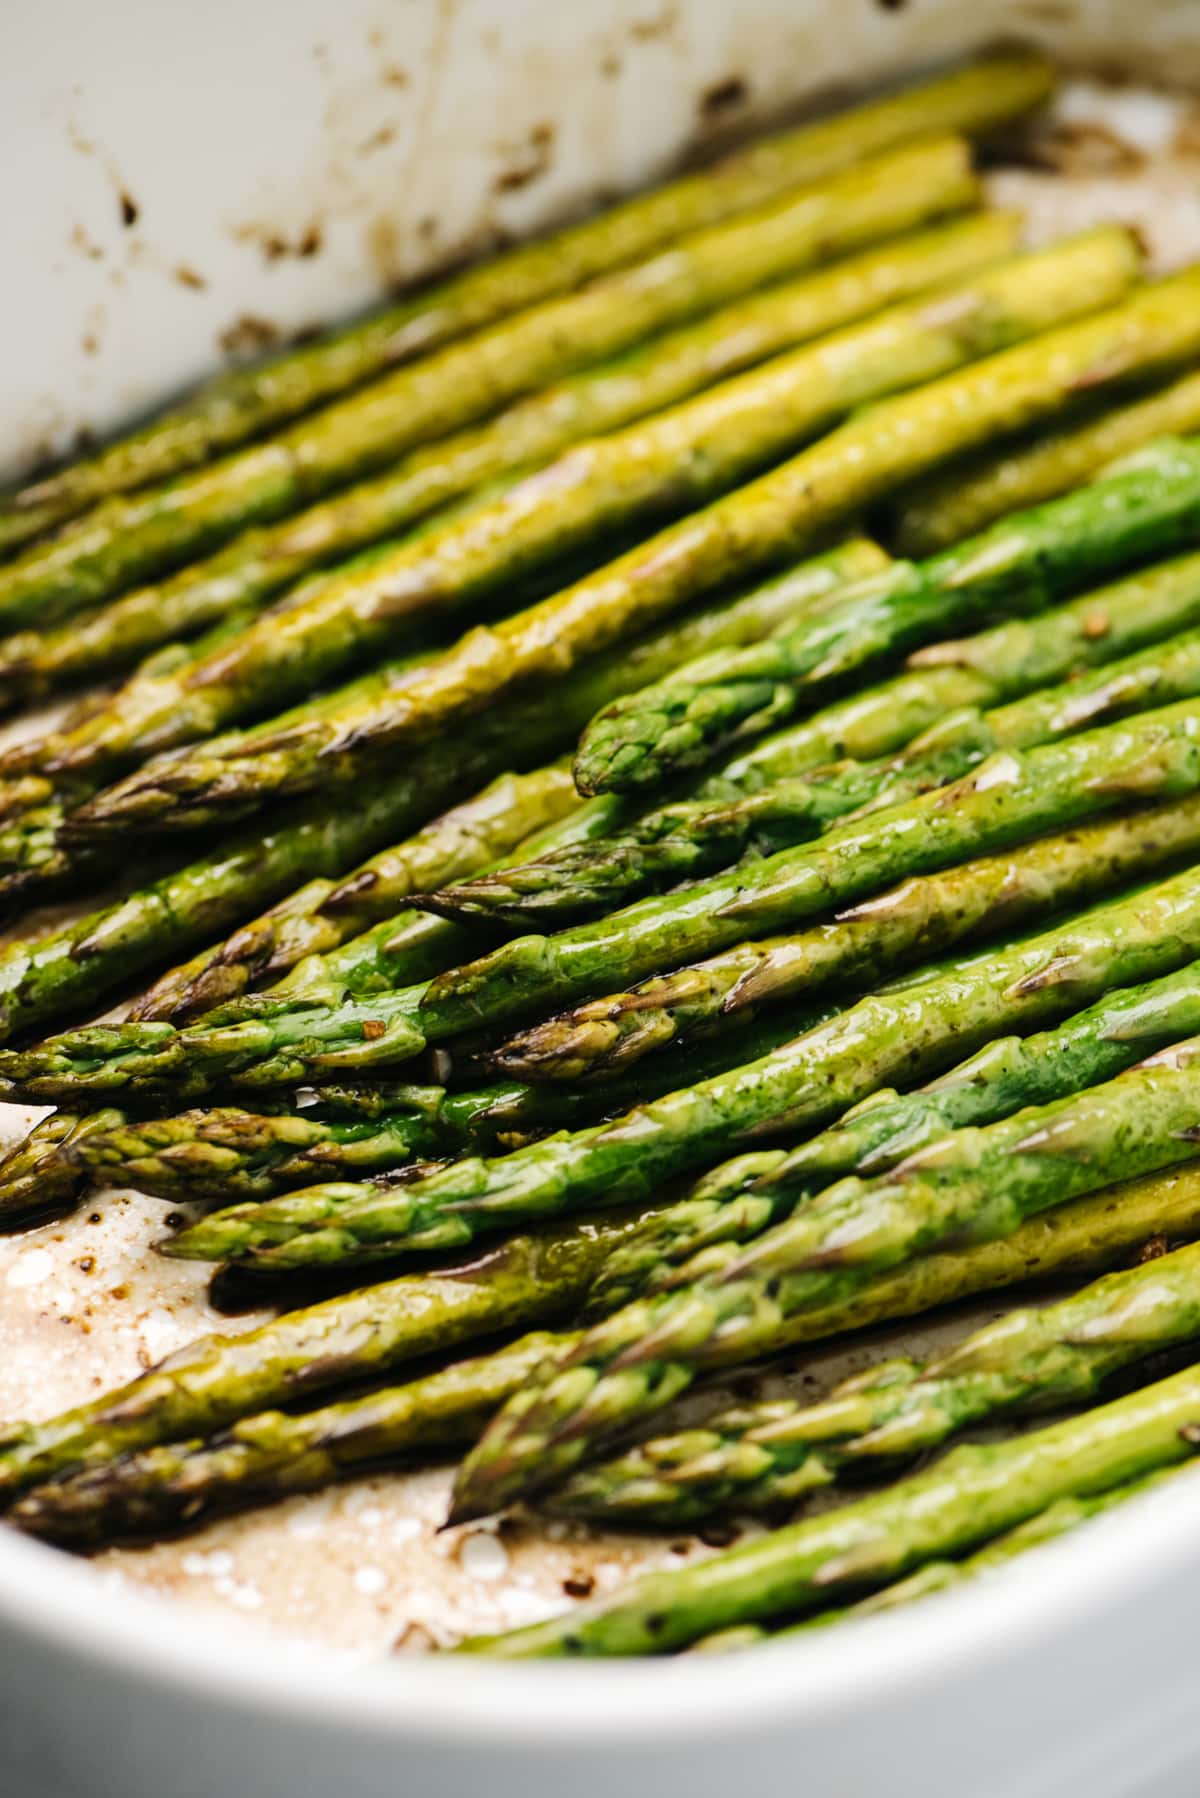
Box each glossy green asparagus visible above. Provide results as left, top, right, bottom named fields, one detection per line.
left=792, top=1476, right=1179, bottom=1637
left=0, top=545, right=877, bottom=1042
left=12, top=1158, right=1199, bottom=1548
left=121, top=759, right=586, bottom=1024
left=15, top=702, right=1200, bottom=1104
left=81, top=249, right=1200, bottom=842
left=587, top=952, right=1200, bottom=1311
left=430, top=566, right=1200, bottom=927
left=574, top=413, right=1200, bottom=799
left=550, top=1240, right=1200, bottom=1523
left=450, top=1041, right=1200, bottom=1519
left=0, top=215, right=1013, bottom=704
left=149, top=839, right=1200, bottom=1275
left=493, top=796, right=1200, bottom=1084
left=693, top=1473, right=1184, bottom=1649
left=0, top=1109, right=126, bottom=1227
left=0, top=531, right=877, bottom=937
left=0, top=50, right=1049, bottom=551
left=7, top=1331, right=567, bottom=1548
left=116, top=543, right=877, bottom=1025
left=456, top=1363, right=1200, bottom=1655
left=0, top=1203, right=670, bottom=1504
left=894, top=368, right=1200, bottom=556
left=59, top=1012, right=818, bottom=1211
left=0, top=138, right=979, bottom=632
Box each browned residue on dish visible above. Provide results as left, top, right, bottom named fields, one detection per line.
left=700, top=76, right=750, bottom=120
left=493, top=123, right=557, bottom=195
left=217, top=314, right=283, bottom=359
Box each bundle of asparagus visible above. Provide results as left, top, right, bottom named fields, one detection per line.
left=7, top=49, right=1200, bottom=1662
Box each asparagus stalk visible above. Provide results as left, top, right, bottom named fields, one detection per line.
left=120, top=760, right=585, bottom=1023
left=0, top=1202, right=676, bottom=1505
left=115, top=543, right=879, bottom=1026
left=429, top=570, right=1200, bottom=927
left=574, top=415, right=1200, bottom=801
left=0, top=632, right=440, bottom=904
left=173, top=1022, right=1200, bottom=1280
left=7, top=1331, right=566, bottom=1549
left=0, top=535, right=878, bottom=929
left=0, top=51, right=1049, bottom=552
left=151, top=835, right=1200, bottom=1271
left=130, top=785, right=629, bottom=1026
left=894, top=369, right=1200, bottom=556
left=0, top=1110, right=126, bottom=1228
left=0, top=138, right=979, bottom=632
left=16, top=703, right=1200, bottom=1105
left=0, top=545, right=877, bottom=1043
left=0, top=216, right=1015, bottom=705
left=764, top=958, right=1200, bottom=1197
left=57, top=1012, right=819, bottom=1212
left=415, top=699, right=1200, bottom=1048
left=687, top=1474, right=1181, bottom=1647
left=586, top=953, right=1200, bottom=1312
left=691, top=1478, right=1165, bottom=1648
left=449, top=1041, right=1200, bottom=1519
left=457, top=1364, right=1200, bottom=1656
left=493, top=796, right=1200, bottom=1085
left=78, top=245, right=1200, bottom=841
left=30, top=803, right=1200, bottom=1226
left=791, top=1476, right=1178, bottom=1637
left=550, top=1240, right=1200, bottom=1523
left=12, top=1162, right=1198, bottom=1550
left=699, top=465, right=1200, bottom=797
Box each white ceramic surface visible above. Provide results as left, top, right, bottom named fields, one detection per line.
left=4, top=3, right=1200, bottom=1794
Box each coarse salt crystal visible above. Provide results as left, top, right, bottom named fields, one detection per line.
left=458, top=1530, right=509, bottom=1582
left=6, top=1249, right=53, bottom=1289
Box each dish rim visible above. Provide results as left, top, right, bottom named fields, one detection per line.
left=1, top=1464, right=1196, bottom=1740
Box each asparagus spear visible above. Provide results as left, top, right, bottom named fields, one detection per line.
left=429, top=576, right=1200, bottom=927
left=7, top=1331, right=566, bottom=1549
left=766, top=958, right=1200, bottom=1196
left=457, top=1362, right=1200, bottom=1656
left=0, top=51, right=1049, bottom=552
left=0, top=215, right=1015, bottom=705
left=153, top=836, right=1200, bottom=1273
left=0, top=1200, right=682, bottom=1505
left=699, top=460, right=1200, bottom=798
left=894, top=369, right=1200, bottom=556
left=0, top=532, right=881, bottom=906
left=12, top=1161, right=1198, bottom=1550
left=169, top=1020, right=1200, bottom=1279
left=127, top=778, right=622, bottom=1026
left=33, top=804, right=1200, bottom=1225
left=549, top=1239, right=1200, bottom=1523
left=119, top=760, right=585, bottom=1022
left=0, top=138, right=979, bottom=631
left=114, top=544, right=879, bottom=1026
left=17, top=702, right=1200, bottom=1106
left=690, top=1475, right=1180, bottom=1650
left=56, top=1013, right=818, bottom=1213
left=793, top=1476, right=1178, bottom=1636
left=491, top=795, right=1200, bottom=1085
left=79, top=245, right=1200, bottom=841
left=413, top=699, right=1200, bottom=1046
left=574, top=420, right=1200, bottom=802
left=0, top=1110, right=126, bottom=1228
left=586, top=953, right=1200, bottom=1312
left=0, top=545, right=877, bottom=1043
left=450, top=1040, right=1200, bottom=1519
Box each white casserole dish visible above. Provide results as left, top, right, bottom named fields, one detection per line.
left=4, top=2, right=1200, bottom=1792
